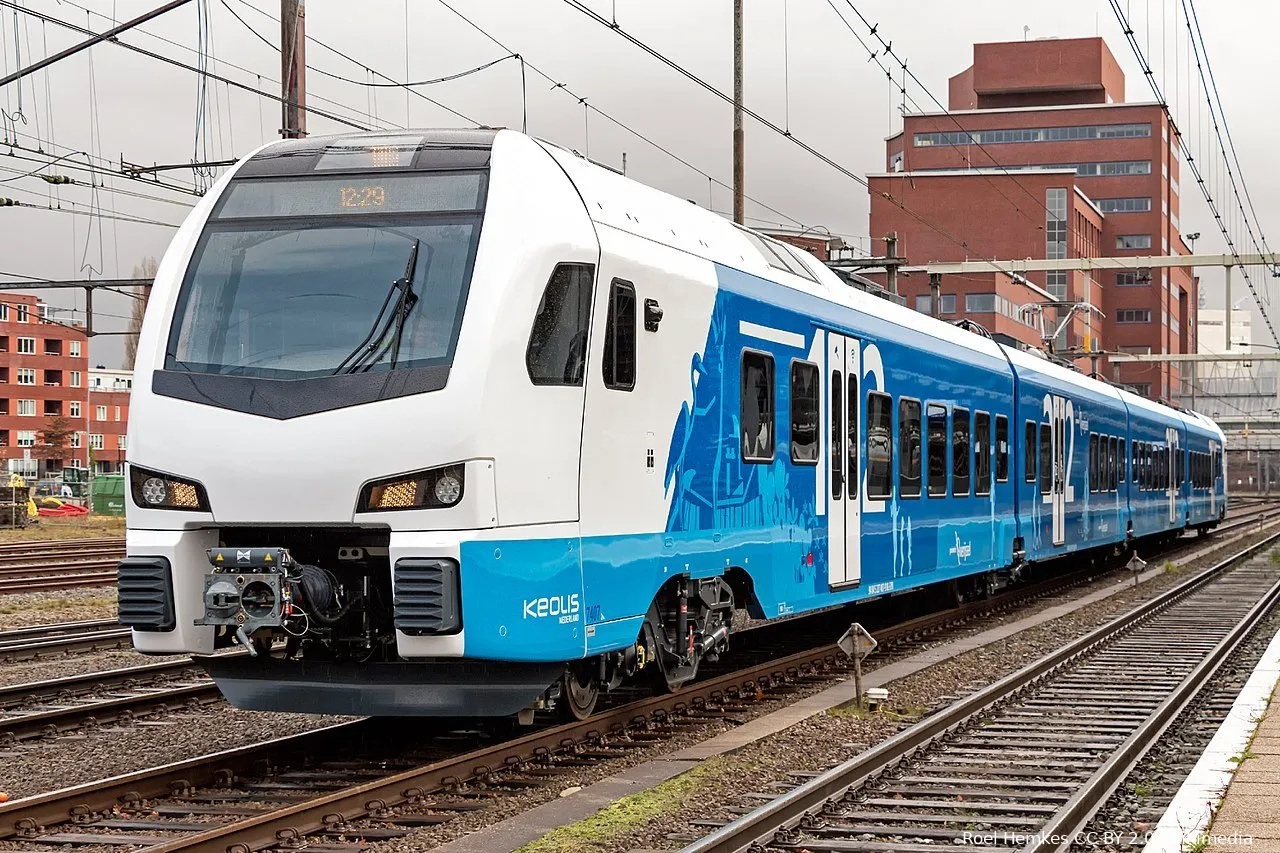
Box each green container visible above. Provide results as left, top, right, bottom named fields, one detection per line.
left=91, top=474, right=126, bottom=516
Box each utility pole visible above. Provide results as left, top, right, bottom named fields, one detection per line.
left=884, top=233, right=899, bottom=296
left=929, top=273, right=942, bottom=320
left=732, top=0, right=744, bottom=225
left=280, top=0, right=306, bottom=138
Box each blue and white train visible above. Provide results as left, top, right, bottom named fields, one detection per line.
left=117, top=129, right=1227, bottom=720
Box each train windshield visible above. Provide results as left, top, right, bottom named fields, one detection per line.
left=165, top=171, right=485, bottom=380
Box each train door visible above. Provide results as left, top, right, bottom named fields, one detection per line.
left=1045, top=394, right=1069, bottom=546
left=1166, top=427, right=1179, bottom=524
left=1209, top=439, right=1220, bottom=516
left=827, top=334, right=862, bottom=589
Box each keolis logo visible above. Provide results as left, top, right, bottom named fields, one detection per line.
left=523, top=593, right=580, bottom=624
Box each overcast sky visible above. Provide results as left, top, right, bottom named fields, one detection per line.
left=2, top=0, right=1276, bottom=367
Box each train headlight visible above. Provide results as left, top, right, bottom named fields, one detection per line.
left=129, top=466, right=211, bottom=512
left=359, top=464, right=465, bottom=512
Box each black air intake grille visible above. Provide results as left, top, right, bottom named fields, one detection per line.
left=117, top=557, right=175, bottom=631
left=393, top=558, right=460, bottom=635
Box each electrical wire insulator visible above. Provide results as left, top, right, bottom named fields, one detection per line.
left=0, top=199, right=17, bottom=207
left=38, top=175, right=74, bottom=185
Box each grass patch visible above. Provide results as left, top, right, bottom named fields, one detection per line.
left=1271, top=549, right=1280, bottom=566
left=0, top=591, right=115, bottom=616
left=514, top=757, right=736, bottom=853
left=1183, top=833, right=1210, bottom=853
left=1131, top=781, right=1152, bottom=797
left=0, top=516, right=124, bottom=543
left=826, top=703, right=926, bottom=721
left=1227, top=746, right=1258, bottom=765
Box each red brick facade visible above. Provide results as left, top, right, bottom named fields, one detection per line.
left=873, top=36, right=1193, bottom=401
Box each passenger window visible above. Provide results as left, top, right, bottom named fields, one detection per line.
left=526, top=263, right=595, bottom=386
left=740, top=351, right=775, bottom=463
left=866, top=391, right=892, bottom=499
left=1025, top=420, right=1037, bottom=483
left=789, top=361, right=819, bottom=465
left=602, top=279, right=636, bottom=390
left=830, top=371, right=843, bottom=499
left=930, top=404, right=949, bottom=496
left=1039, top=423, right=1052, bottom=495
left=1087, top=434, right=1096, bottom=492
left=995, top=415, right=1008, bottom=482
left=1109, top=437, right=1118, bottom=491
left=1120, top=439, right=1126, bottom=483
left=899, top=399, right=922, bottom=498
left=847, top=373, right=859, bottom=498
left=952, top=407, right=971, bottom=496
left=974, top=412, right=991, bottom=496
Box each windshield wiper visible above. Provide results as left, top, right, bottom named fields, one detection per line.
left=332, top=239, right=421, bottom=375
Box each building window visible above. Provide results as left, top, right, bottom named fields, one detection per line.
left=974, top=412, right=991, bottom=496
left=118, top=434, right=127, bottom=450
left=69, top=401, right=80, bottom=418
left=899, top=398, right=922, bottom=498
left=789, top=361, right=819, bottom=464
left=740, top=351, right=775, bottom=462
left=1117, top=309, right=1152, bottom=324
left=995, top=415, right=1008, bottom=482
left=1046, top=188, right=1068, bottom=299
left=70, top=371, right=81, bottom=388
left=525, top=263, right=594, bottom=387
left=96, top=405, right=107, bottom=421
left=965, top=293, right=997, bottom=313
left=866, top=392, right=893, bottom=499
left=602, top=279, right=636, bottom=391
left=70, top=432, right=81, bottom=449
left=0, top=305, right=8, bottom=322
left=69, top=340, right=80, bottom=357
left=16, top=430, right=35, bottom=447
left=952, top=408, right=971, bottom=496
left=929, top=404, right=948, bottom=496
left=89, top=433, right=104, bottom=451
left=16, top=368, right=34, bottom=385
left=1116, top=271, right=1150, bottom=286
left=913, top=123, right=1150, bottom=147
left=915, top=295, right=932, bottom=314
left=1116, top=234, right=1152, bottom=250
left=114, top=406, right=121, bottom=421
left=1129, top=383, right=1152, bottom=397
left=1096, top=197, right=1152, bottom=213
left=16, top=337, right=34, bottom=354
left=939, top=294, right=957, bottom=314
left=17, top=304, right=28, bottom=323
left=17, top=399, right=34, bottom=416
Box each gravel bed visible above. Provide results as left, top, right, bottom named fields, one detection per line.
left=0, top=585, right=117, bottom=630
left=0, top=703, right=358, bottom=800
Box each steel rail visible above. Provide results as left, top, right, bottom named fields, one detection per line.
left=679, top=530, right=1280, bottom=853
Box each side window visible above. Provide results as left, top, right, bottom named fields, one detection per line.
left=1120, top=438, right=1127, bottom=483
left=1025, top=420, right=1037, bottom=483
left=1088, top=433, right=1098, bottom=493
left=1109, top=437, right=1118, bottom=491
left=847, top=374, right=859, bottom=498
left=952, top=407, right=971, bottom=496
left=974, top=412, right=991, bottom=496
left=995, top=415, right=1008, bottom=483
left=740, top=351, right=775, bottom=463
left=866, top=391, right=892, bottom=498
left=929, top=404, right=948, bottom=496
left=526, top=263, right=595, bottom=386
left=602, top=279, right=637, bottom=390
left=830, top=371, right=843, bottom=499
left=899, top=398, right=922, bottom=498
left=1039, top=423, right=1052, bottom=495
left=789, top=361, right=819, bottom=465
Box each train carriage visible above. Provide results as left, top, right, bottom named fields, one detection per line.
left=117, top=128, right=1226, bottom=720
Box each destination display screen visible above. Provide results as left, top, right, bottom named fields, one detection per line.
left=213, top=171, right=486, bottom=219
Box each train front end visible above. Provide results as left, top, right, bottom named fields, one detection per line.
left=119, top=129, right=602, bottom=717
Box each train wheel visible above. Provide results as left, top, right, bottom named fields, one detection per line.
left=560, top=664, right=599, bottom=721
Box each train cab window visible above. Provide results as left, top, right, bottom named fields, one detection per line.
left=848, top=374, right=859, bottom=499
left=866, top=392, right=892, bottom=499
left=789, top=361, right=820, bottom=464
left=1025, top=421, right=1037, bottom=483
left=740, top=351, right=775, bottom=463
left=1039, top=423, right=1052, bottom=495
left=830, top=372, right=843, bottom=499
left=952, top=407, right=971, bottom=496
left=929, top=404, right=948, bottom=496
left=602, top=279, right=637, bottom=390
left=995, top=415, right=1009, bottom=483
left=1088, top=434, right=1098, bottom=493
left=974, top=412, right=991, bottom=496
left=526, top=263, right=595, bottom=386
left=899, top=399, right=922, bottom=498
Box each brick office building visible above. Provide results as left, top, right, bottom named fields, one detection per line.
left=87, top=368, right=131, bottom=475
left=871, top=36, right=1194, bottom=401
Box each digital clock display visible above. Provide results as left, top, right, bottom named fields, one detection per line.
left=340, top=185, right=386, bottom=208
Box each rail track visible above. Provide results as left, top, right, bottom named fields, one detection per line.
left=0, top=515, right=1277, bottom=850
left=0, top=537, right=124, bottom=595
left=0, top=619, right=129, bottom=662
left=679, top=532, right=1280, bottom=853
